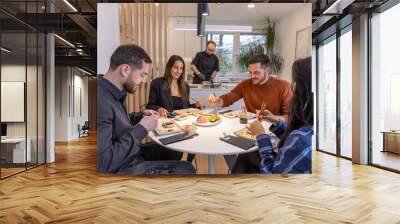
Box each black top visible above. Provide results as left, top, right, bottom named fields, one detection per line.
left=191, top=51, right=219, bottom=81
left=97, top=76, right=148, bottom=173
left=147, top=77, right=196, bottom=112
left=171, top=96, right=184, bottom=110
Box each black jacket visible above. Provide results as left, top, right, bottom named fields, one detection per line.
left=147, top=77, right=196, bottom=112
left=97, top=76, right=147, bottom=173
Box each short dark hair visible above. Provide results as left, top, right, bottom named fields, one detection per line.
left=109, top=44, right=152, bottom=71
left=248, top=54, right=270, bottom=69
left=206, top=40, right=216, bottom=47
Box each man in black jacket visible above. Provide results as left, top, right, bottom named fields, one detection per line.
left=97, top=44, right=195, bottom=174
left=191, top=40, right=219, bottom=84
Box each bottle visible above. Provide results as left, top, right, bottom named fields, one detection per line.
left=239, top=105, right=248, bottom=124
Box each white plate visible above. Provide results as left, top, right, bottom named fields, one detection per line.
left=193, top=118, right=222, bottom=127
left=223, top=112, right=238, bottom=119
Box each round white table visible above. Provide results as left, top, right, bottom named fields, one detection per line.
left=149, top=111, right=279, bottom=174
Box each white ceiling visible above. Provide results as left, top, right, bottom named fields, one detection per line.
left=167, top=3, right=305, bottom=22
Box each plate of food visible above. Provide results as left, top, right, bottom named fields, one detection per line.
left=154, top=119, right=182, bottom=136
left=223, top=111, right=237, bottom=119
left=234, top=127, right=272, bottom=141
left=173, top=108, right=200, bottom=115
left=193, top=115, right=222, bottom=127
left=182, top=124, right=196, bottom=133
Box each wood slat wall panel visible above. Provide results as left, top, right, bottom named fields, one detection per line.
left=119, top=3, right=168, bottom=113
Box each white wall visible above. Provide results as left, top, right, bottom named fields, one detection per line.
left=97, top=3, right=120, bottom=75
left=55, top=67, right=89, bottom=141
left=55, top=67, right=68, bottom=141
left=167, top=16, right=202, bottom=80
left=275, top=4, right=311, bottom=81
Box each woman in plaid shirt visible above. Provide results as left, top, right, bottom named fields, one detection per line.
left=248, top=57, right=313, bottom=174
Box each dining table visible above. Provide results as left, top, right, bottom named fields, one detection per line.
left=148, top=109, right=279, bottom=174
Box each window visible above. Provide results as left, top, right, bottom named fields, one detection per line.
left=239, top=34, right=266, bottom=74
left=340, top=28, right=352, bottom=158
left=317, top=36, right=337, bottom=155
left=206, top=33, right=234, bottom=74
left=206, top=33, right=266, bottom=81
left=0, top=1, right=47, bottom=179
left=370, top=3, right=400, bottom=171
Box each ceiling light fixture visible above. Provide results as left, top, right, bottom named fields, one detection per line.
left=63, top=0, right=78, bottom=12
left=199, top=3, right=209, bottom=16
left=155, top=3, right=159, bottom=6
left=1, top=47, right=11, bottom=53
left=248, top=4, right=255, bottom=8
left=54, top=34, right=75, bottom=48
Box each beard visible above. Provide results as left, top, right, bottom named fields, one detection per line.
left=123, top=73, right=138, bottom=93
left=252, top=74, right=267, bottom=85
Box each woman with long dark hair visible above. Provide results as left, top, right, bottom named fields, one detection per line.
left=247, top=57, right=313, bottom=173
left=147, top=55, right=203, bottom=162
left=147, top=55, right=203, bottom=116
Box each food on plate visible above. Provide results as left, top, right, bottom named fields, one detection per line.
left=183, top=125, right=194, bottom=132
left=234, top=128, right=256, bottom=141
left=176, top=113, right=185, bottom=118
left=162, top=120, right=175, bottom=128
left=196, top=116, right=208, bottom=124
left=223, top=111, right=237, bottom=118
left=174, top=113, right=187, bottom=121
left=207, top=114, right=221, bottom=123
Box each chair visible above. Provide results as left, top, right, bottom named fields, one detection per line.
left=78, top=121, right=90, bottom=138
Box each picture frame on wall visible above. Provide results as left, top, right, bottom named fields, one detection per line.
left=295, top=26, right=312, bottom=59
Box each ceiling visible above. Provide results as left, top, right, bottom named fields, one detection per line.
left=167, top=3, right=303, bottom=22
left=0, top=0, right=99, bottom=73
left=1, top=0, right=395, bottom=73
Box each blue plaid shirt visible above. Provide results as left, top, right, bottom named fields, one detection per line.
left=257, top=121, right=313, bottom=174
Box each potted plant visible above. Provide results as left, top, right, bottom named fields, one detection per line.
left=263, top=16, right=283, bottom=75
left=238, top=17, right=283, bottom=75
left=238, top=41, right=265, bottom=70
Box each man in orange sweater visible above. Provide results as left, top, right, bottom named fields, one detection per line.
left=208, top=54, right=293, bottom=173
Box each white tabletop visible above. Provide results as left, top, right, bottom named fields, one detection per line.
left=149, top=110, right=279, bottom=156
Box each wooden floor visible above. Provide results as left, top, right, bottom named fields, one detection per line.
left=1, top=135, right=400, bottom=223
left=372, top=151, right=400, bottom=171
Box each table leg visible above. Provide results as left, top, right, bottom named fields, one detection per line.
left=223, top=154, right=237, bottom=171
left=208, top=155, right=215, bottom=174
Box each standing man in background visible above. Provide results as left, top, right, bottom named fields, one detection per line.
left=191, top=40, right=220, bottom=84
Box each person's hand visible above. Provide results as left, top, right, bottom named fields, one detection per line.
left=139, top=115, right=158, bottom=132
left=157, top=107, right=169, bottom=118
left=195, top=100, right=205, bottom=109
left=256, top=109, right=281, bottom=125
left=210, top=73, right=217, bottom=82
left=208, top=94, right=220, bottom=105
left=247, top=120, right=265, bottom=137
left=197, top=73, right=206, bottom=80
left=143, top=109, right=160, bottom=118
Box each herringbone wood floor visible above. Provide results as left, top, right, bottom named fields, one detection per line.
left=1, top=134, right=400, bottom=223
